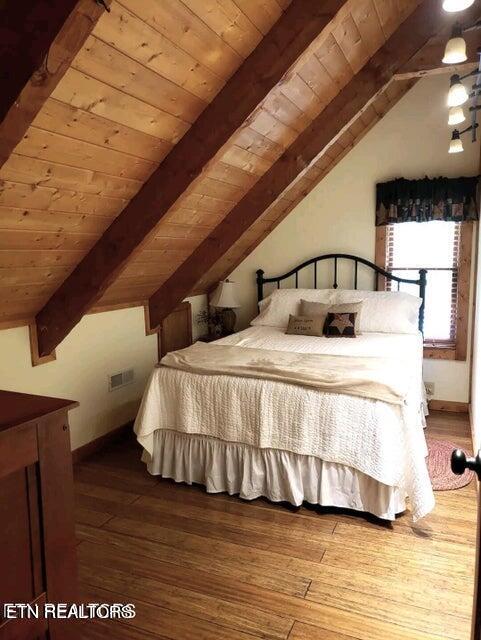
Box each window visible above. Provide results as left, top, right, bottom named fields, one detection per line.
left=377, top=220, right=473, bottom=360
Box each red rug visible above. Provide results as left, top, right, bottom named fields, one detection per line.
left=426, top=438, right=474, bottom=490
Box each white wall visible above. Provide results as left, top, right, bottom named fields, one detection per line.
left=0, top=296, right=208, bottom=451
left=230, top=75, right=480, bottom=403
left=0, top=307, right=158, bottom=450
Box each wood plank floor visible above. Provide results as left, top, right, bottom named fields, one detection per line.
left=75, top=411, right=477, bottom=640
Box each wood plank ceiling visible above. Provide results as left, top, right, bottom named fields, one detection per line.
left=194, top=77, right=417, bottom=295
left=0, top=0, right=447, bottom=339
left=99, top=0, right=420, bottom=310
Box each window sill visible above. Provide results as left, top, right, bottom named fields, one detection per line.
left=423, top=346, right=456, bottom=361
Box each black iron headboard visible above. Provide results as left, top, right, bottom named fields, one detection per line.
left=256, top=253, right=427, bottom=333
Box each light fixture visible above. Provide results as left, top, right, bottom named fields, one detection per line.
left=210, top=280, right=240, bottom=335
left=449, top=130, right=464, bottom=153
left=443, top=20, right=481, bottom=156
left=448, top=123, right=479, bottom=153
left=447, top=74, right=469, bottom=106
left=442, top=25, right=467, bottom=63
left=448, top=105, right=466, bottom=125
left=442, top=0, right=475, bottom=11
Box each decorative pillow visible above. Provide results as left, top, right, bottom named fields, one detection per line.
left=334, top=290, right=421, bottom=334
left=324, top=312, right=357, bottom=338
left=299, top=300, right=331, bottom=327
left=285, top=314, right=325, bottom=337
left=251, top=288, right=336, bottom=328
left=328, top=302, right=363, bottom=333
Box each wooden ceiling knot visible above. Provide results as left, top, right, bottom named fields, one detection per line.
left=95, top=0, right=111, bottom=13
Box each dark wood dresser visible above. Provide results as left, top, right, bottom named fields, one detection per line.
left=0, top=390, right=78, bottom=639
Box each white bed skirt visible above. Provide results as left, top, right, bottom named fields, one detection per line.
left=145, top=429, right=406, bottom=520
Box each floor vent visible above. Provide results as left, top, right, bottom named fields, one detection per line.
left=109, top=368, right=134, bottom=391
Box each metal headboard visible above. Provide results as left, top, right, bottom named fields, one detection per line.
left=256, top=253, right=427, bottom=333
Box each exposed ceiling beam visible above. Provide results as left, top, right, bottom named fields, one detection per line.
left=33, top=0, right=348, bottom=357
left=394, top=25, right=481, bottom=79
left=147, top=0, right=480, bottom=330
left=0, top=0, right=111, bottom=169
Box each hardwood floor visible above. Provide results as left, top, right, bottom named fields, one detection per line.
left=75, top=411, right=477, bottom=640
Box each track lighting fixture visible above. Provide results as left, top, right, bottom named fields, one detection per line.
left=442, top=0, right=475, bottom=11
left=448, top=123, right=479, bottom=153
left=447, top=74, right=470, bottom=106
left=441, top=5, right=481, bottom=154
left=443, top=24, right=468, bottom=63
left=448, top=129, right=464, bottom=153
left=448, top=105, right=466, bottom=125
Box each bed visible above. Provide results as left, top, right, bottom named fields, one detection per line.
left=135, top=254, right=434, bottom=521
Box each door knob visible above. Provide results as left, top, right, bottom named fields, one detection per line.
left=451, top=449, right=481, bottom=479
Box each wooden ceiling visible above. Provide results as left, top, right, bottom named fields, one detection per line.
left=0, top=0, right=477, bottom=355
left=194, top=76, right=417, bottom=294
left=96, top=0, right=420, bottom=312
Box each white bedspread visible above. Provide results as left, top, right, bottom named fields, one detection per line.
left=135, top=327, right=434, bottom=520
left=161, top=342, right=411, bottom=405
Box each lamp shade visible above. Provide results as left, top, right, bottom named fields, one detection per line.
left=449, top=130, right=464, bottom=153
left=442, top=36, right=467, bottom=64
left=449, top=138, right=464, bottom=153
left=448, top=105, right=466, bottom=125
left=447, top=75, right=469, bottom=107
left=442, top=0, right=474, bottom=11
left=210, top=280, right=240, bottom=308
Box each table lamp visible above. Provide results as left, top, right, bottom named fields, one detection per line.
left=210, top=280, right=240, bottom=335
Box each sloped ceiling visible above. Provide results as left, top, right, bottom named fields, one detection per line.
left=193, top=77, right=417, bottom=294
left=0, top=0, right=464, bottom=342
left=97, top=0, right=419, bottom=309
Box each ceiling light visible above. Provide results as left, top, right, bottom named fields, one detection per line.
left=447, top=74, right=469, bottom=106
left=449, top=130, right=464, bottom=153
left=442, top=0, right=475, bottom=11
left=448, top=105, right=466, bottom=125
left=442, top=26, right=467, bottom=63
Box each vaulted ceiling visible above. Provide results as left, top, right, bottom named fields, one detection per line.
left=0, top=0, right=479, bottom=357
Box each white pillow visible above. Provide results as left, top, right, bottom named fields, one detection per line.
left=334, top=289, right=422, bottom=334
left=251, top=288, right=336, bottom=328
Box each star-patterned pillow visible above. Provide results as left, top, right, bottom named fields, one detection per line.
left=324, top=312, right=357, bottom=338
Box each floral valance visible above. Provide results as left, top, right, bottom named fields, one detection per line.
left=375, top=176, right=479, bottom=226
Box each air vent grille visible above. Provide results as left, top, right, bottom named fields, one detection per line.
left=109, top=368, right=134, bottom=391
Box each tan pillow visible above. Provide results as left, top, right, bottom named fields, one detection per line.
left=285, top=314, right=325, bottom=337
left=328, top=302, right=363, bottom=333
left=299, top=300, right=331, bottom=328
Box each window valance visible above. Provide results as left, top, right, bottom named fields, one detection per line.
left=375, top=176, right=479, bottom=226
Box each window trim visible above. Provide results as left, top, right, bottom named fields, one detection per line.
left=375, top=221, right=473, bottom=362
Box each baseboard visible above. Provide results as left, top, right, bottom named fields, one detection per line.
left=72, top=420, right=134, bottom=464
left=428, top=399, right=469, bottom=413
